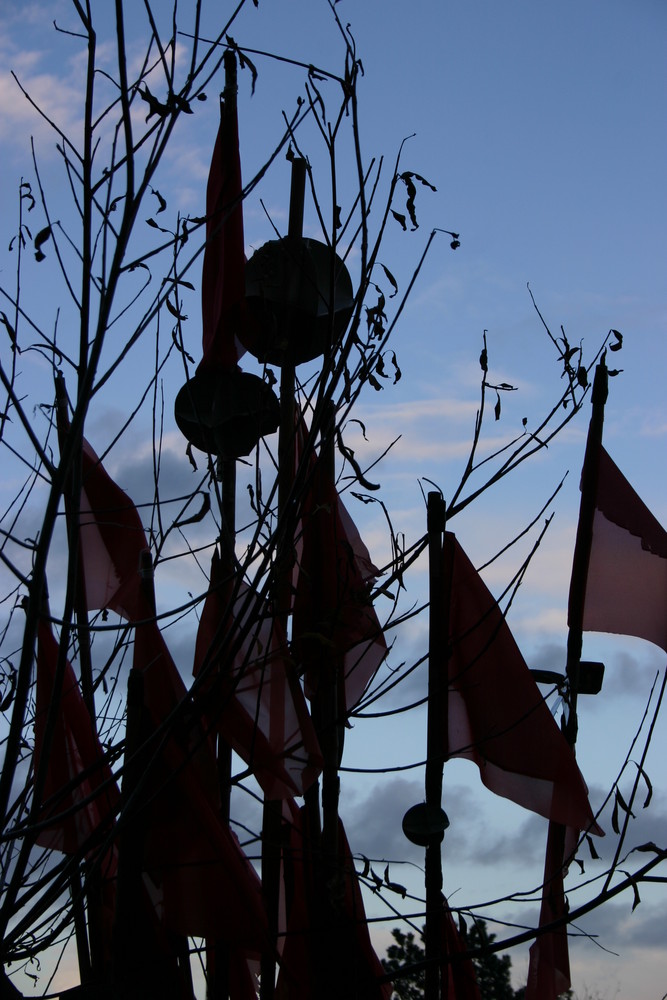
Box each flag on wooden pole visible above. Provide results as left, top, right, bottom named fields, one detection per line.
left=441, top=904, right=482, bottom=1000
left=132, top=615, right=268, bottom=947
left=569, top=443, right=667, bottom=653
left=525, top=822, right=574, bottom=1000
left=444, top=533, right=602, bottom=833
left=200, top=50, right=248, bottom=371
left=276, top=805, right=392, bottom=1000
left=34, top=620, right=119, bottom=854
left=292, top=422, right=387, bottom=714
left=56, top=407, right=149, bottom=622
left=193, top=550, right=322, bottom=799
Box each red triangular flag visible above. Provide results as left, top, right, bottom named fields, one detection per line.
left=276, top=805, right=392, bottom=1000
left=525, top=823, right=575, bottom=1000
left=34, top=620, right=119, bottom=854
left=570, top=444, right=667, bottom=652
left=194, top=551, right=322, bottom=799
left=57, top=407, right=149, bottom=622
left=441, top=904, right=482, bottom=1000
left=132, top=618, right=268, bottom=947
left=199, top=59, right=247, bottom=371
left=292, top=421, right=387, bottom=714
left=445, top=533, right=602, bottom=833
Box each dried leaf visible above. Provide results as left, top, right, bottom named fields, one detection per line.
left=611, top=796, right=620, bottom=834
left=633, top=841, right=662, bottom=855
left=171, top=94, right=193, bottom=115
left=369, top=867, right=383, bottom=891
left=615, top=787, right=636, bottom=820
left=336, top=428, right=380, bottom=490
left=20, top=182, right=35, bottom=211
left=173, top=492, right=211, bottom=528
left=494, top=392, right=501, bottom=421
left=140, top=84, right=170, bottom=121
left=166, top=298, right=187, bottom=321
left=585, top=834, right=600, bottom=860
left=1, top=312, right=18, bottom=349
left=171, top=329, right=194, bottom=363
left=609, top=329, right=623, bottom=352
left=385, top=879, right=407, bottom=898
left=380, top=263, right=398, bottom=298
left=151, top=187, right=167, bottom=214
left=479, top=348, right=488, bottom=372
left=34, top=225, right=51, bottom=262
left=146, top=218, right=170, bottom=234
left=391, top=210, right=407, bottom=231
left=348, top=418, right=368, bottom=440
left=399, top=171, right=437, bottom=230
left=226, top=36, right=258, bottom=94
left=0, top=667, right=17, bottom=712
left=634, top=762, right=653, bottom=808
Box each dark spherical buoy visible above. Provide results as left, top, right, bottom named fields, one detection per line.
left=240, top=236, right=354, bottom=366
left=402, top=802, right=450, bottom=847
left=174, top=366, right=280, bottom=459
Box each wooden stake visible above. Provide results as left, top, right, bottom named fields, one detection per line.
left=260, top=155, right=307, bottom=1000
left=424, top=492, right=448, bottom=1000
left=564, top=357, right=608, bottom=747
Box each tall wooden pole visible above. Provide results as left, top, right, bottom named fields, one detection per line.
left=54, top=374, right=101, bottom=982
left=260, top=156, right=307, bottom=1000
left=530, top=359, right=609, bottom=1000
left=564, top=357, right=608, bottom=747
left=208, top=457, right=236, bottom=1000
left=424, top=491, right=448, bottom=1000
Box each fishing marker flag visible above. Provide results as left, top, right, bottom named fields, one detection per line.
left=444, top=533, right=602, bottom=834
left=133, top=616, right=268, bottom=947
left=525, top=823, right=575, bottom=1000
left=570, top=443, right=667, bottom=653
left=193, top=551, right=322, bottom=800
left=292, top=419, right=387, bottom=714
left=57, top=404, right=149, bottom=623
left=34, top=620, right=119, bottom=854
left=199, top=50, right=247, bottom=371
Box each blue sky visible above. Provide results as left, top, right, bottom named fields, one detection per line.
left=1, top=1, right=666, bottom=996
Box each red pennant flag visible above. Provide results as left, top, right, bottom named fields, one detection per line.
left=445, top=534, right=602, bottom=833
left=276, top=806, right=392, bottom=1000
left=570, top=444, right=667, bottom=652
left=34, top=620, right=119, bottom=854
left=77, top=436, right=149, bottom=621
left=57, top=406, right=149, bottom=622
left=193, top=551, right=322, bottom=799
left=133, top=618, right=268, bottom=947
left=441, top=905, right=482, bottom=1000
left=292, top=425, right=387, bottom=714
left=199, top=57, right=247, bottom=371
left=525, top=823, right=575, bottom=1000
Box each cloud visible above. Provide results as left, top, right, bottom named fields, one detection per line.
left=0, top=50, right=83, bottom=153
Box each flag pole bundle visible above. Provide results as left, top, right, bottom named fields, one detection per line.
left=528, top=354, right=667, bottom=999
left=419, top=479, right=604, bottom=998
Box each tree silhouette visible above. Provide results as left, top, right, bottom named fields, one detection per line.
left=383, top=921, right=518, bottom=1000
